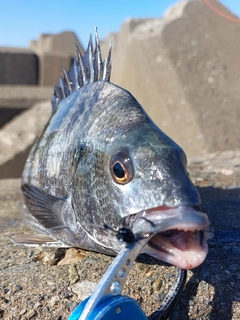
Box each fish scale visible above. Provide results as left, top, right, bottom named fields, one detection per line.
left=14, top=28, right=212, bottom=270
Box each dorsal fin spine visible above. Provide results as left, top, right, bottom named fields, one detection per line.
left=94, top=27, right=103, bottom=81
left=51, top=28, right=111, bottom=111
left=71, top=56, right=80, bottom=90
left=58, top=76, right=66, bottom=99
left=62, top=67, right=72, bottom=95
left=87, top=34, right=94, bottom=83
left=76, top=43, right=86, bottom=87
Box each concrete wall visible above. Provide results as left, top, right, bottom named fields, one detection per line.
left=0, top=47, right=38, bottom=85
left=30, top=31, right=84, bottom=86
left=0, top=31, right=84, bottom=86
left=101, top=0, right=240, bottom=157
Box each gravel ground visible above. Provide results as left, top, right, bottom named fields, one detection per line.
left=1, top=150, right=240, bottom=319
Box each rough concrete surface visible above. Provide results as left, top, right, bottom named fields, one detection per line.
left=0, top=48, right=38, bottom=85
left=30, top=31, right=84, bottom=57
left=30, top=31, right=84, bottom=86
left=0, top=31, right=84, bottom=86
left=1, top=151, right=240, bottom=319
left=0, top=85, right=52, bottom=178
left=0, top=100, right=51, bottom=179
left=0, top=86, right=52, bottom=109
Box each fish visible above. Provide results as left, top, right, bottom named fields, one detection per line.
left=16, top=28, right=212, bottom=270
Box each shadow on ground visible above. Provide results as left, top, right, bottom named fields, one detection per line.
left=170, top=186, right=240, bottom=319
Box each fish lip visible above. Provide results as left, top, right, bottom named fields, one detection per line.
left=125, top=205, right=210, bottom=235
left=125, top=205, right=212, bottom=269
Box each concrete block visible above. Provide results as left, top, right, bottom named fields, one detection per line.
left=39, top=53, right=72, bottom=86
left=0, top=85, right=52, bottom=128
left=30, top=31, right=84, bottom=86
left=0, top=47, right=38, bottom=85
left=0, top=101, right=51, bottom=178
left=0, top=85, right=53, bottom=108
left=102, top=0, right=240, bottom=157
left=30, top=31, right=84, bottom=56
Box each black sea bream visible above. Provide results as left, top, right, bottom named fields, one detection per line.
left=19, top=29, right=211, bottom=269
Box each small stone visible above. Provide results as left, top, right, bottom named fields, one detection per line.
left=27, top=250, right=34, bottom=258
left=154, top=292, right=165, bottom=302
left=36, top=248, right=66, bottom=265
left=26, top=309, right=36, bottom=319
left=146, top=270, right=153, bottom=277
left=189, top=299, right=194, bottom=306
left=19, top=309, right=27, bottom=315
left=215, top=168, right=233, bottom=175
left=49, top=295, right=60, bottom=307
left=69, top=264, right=79, bottom=284
left=68, top=301, right=78, bottom=312
left=152, top=278, right=162, bottom=292
left=38, top=295, right=44, bottom=302
left=15, top=284, right=23, bottom=291
left=34, top=302, right=42, bottom=309
left=71, top=280, right=96, bottom=300
left=83, top=256, right=98, bottom=264
left=58, top=248, right=86, bottom=265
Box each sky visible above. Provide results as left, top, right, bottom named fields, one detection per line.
left=1, top=0, right=240, bottom=50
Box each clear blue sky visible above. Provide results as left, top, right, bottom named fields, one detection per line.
left=1, top=0, right=240, bottom=49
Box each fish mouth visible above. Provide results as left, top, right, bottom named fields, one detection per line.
left=126, top=205, right=213, bottom=269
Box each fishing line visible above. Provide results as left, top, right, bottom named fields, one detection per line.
left=203, top=0, right=240, bottom=23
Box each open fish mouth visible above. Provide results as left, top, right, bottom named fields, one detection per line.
left=125, top=206, right=213, bottom=269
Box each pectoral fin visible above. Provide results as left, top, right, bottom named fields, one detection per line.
left=22, top=184, right=67, bottom=230
left=11, top=234, right=67, bottom=247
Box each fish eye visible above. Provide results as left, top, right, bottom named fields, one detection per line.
left=110, top=148, right=134, bottom=184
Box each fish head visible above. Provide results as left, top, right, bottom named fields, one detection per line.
left=72, top=82, right=211, bottom=269
left=104, top=119, right=211, bottom=269
left=107, top=122, right=200, bottom=215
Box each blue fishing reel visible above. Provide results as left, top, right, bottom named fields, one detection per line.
left=69, top=295, right=148, bottom=320
left=69, top=236, right=186, bottom=320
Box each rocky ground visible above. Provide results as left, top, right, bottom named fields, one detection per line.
left=1, top=150, right=240, bottom=319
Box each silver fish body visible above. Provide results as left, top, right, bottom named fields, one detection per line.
left=20, top=30, right=211, bottom=269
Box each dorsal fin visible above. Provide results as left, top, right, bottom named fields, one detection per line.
left=51, top=27, right=112, bottom=112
